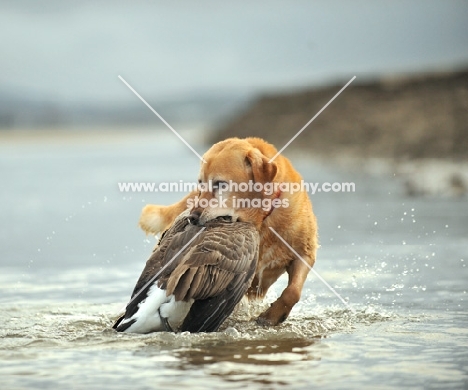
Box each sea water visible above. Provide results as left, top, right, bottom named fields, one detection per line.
left=1, top=129, right=467, bottom=389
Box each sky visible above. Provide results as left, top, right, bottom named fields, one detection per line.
left=1, top=0, right=467, bottom=104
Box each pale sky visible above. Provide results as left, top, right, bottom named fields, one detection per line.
left=1, top=0, right=467, bottom=103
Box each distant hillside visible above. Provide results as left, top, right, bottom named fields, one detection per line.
left=211, top=70, right=468, bottom=159
left=0, top=91, right=250, bottom=130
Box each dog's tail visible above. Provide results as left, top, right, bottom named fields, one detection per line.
left=139, top=191, right=197, bottom=235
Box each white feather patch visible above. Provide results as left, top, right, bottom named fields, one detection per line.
left=159, top=296, right=193, bottom=331
left=122, top=285, right=194, bottom=333
left=123, top=285, right=168, bottom=333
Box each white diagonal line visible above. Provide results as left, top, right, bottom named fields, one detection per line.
left=118, top=75, right=207, bottom=163
left=197, top=298, right=226, bottom=332
left=120, top=226, right=206, bottom=312
left=269, top=75, right=356, bottom=163
left=269, top=227, right=355, bottom=312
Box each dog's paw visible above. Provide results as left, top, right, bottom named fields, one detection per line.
left=138, top=204, right=169, bottom=235
left=256, top=304, right=289, bottom=327
left=256, top=315, right=276, bottom=327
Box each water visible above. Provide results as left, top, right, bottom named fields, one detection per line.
left=1, top=129, right=467, bottom=389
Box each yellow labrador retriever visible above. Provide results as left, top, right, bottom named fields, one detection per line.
left=139, top=137, right=318, bottom=325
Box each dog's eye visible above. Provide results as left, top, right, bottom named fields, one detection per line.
left=213, top=180, right=227, bottom=190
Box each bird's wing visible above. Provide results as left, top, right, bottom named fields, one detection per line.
left=172, top=222, right=259, bottom=332
left=179, top=256, right=257, bottom=332
left=166, top=223, right=259, bottom=302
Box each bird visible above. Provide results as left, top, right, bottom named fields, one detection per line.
left=113, top=210, right=259, bottom=333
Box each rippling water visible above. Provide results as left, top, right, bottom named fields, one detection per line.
left=1, top=130, right=467, bottom=389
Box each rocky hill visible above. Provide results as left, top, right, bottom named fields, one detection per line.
left=211, top=70, right=468, bottom=160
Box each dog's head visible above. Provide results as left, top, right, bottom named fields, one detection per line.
left=188, top=137, right=279, bottom=229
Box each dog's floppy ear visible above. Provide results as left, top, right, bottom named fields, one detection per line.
left=245, top=149, right=277, bottom=183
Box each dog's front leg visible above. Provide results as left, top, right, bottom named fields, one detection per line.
left=257, top=256, right=313, bottom=326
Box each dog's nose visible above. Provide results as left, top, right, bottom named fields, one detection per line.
left=188, top=209, right=202, bottom=225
